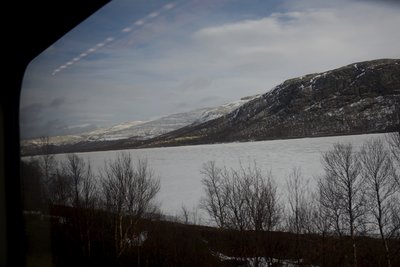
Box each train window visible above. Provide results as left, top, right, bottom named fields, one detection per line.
left=19, top=0, right=400, bottom=266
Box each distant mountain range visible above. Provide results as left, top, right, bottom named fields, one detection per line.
left=21, top=95, right=259, bottom=155
left=22, top=58, right=400, bottom=155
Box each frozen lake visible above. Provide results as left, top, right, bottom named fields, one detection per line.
left=54, top=133, right=387, bottom=219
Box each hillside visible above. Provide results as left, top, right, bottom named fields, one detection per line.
left=25, top=206, right=400, bottom=267
left=133, top=59, right=399, bottom=148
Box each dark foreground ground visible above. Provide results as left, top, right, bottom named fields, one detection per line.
left=23, top=205, right=400, bottom=267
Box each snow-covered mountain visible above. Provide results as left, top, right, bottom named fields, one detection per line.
left=21, top=59, right=399, bottom=155
left=134, top=58, right=400, bottom=148
left=193, top=95, right=259, bottom=125
left=21, top=95, right=259, bottom=153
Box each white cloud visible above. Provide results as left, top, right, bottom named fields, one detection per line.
left=191, top=4, right=400, bottom=73
left=134, top=20, right=145, bottom=26
left=148, top=12, right=159, bottom=19
left=23, top=0, right=400, bottom=136
left=163, top=3, right=176, bottom=10
left=75, top=0, right=400, bottom=115
left=121, top=27, right=132, bottom=33
left=136, top=1, right=400, bottom=99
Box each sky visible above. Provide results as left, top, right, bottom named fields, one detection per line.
left=20, top=0, right=400, bottom=139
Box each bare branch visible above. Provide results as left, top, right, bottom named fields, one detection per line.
left=320, top=143, right=366, bottom=267
left=360, top=138, right=397, bottom=267
left=100, top=152, right=159, bottom=258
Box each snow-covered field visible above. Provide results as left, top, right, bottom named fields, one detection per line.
left=53, top=133, right=387, bottom=219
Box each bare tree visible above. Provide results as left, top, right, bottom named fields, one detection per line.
left=387, top=131, right=400, bottom=190
left=318, top=173, right=345, bottom=237
left=179, top=205, right=200, bottom=225
left=321, top=143, right=365, bottom=267
left=128, top=158, right=160, bottom=219
left=101, top=152, right=160, bottom=258
left=224, top=168, right=250, bottom=231
left=180, top=205, right=190, bottom=224
left=58, top=154, right=98, bottom=206
left=79, top=158, right=98, bottom=258
left=310, top=190, right=332, bottom=267
left=63, top=154, right=86, bottom=207
left=241, top=165, right=280, bottom=232
left=201, top=161, right=282, bottom=266
left=286, top=167, right=311, bottom=234
left=38, top=136, right=56, bottom=175
left=200, top=161, right=229, bottom=228
left=58, top=154, right=99, bottom=257
left=390, top=204, right=400, bottom=240
left=387, top=131, right=400, bottom=243
left=310, top=190, right=331, bottom=236
left=37, top=136, right=57, bottom=202
left=285, top=168, right=312, bottom=265
left=241, top=164, right=281, bottom=267
left=48, top=168, right=72, bottom=206
left=387, top=131, right=400, bottom=162
left=360, top=139, right=397, bottom=267
left=201, top=161, right=282, bottom=234
left=80, top=161, right=98, bottom=210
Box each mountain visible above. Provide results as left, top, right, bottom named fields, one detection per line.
left=21, top=95, right=259, bottom=155
left=133, top=59, right=400, bottom=148
left=22, top=59, right=399, bottom=154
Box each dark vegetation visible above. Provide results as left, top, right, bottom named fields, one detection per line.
left=22, top=209, right=400, bottom=267
left=20, top=132, right=400, bottom=267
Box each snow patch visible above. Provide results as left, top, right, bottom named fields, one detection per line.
left=304, top=102, right=322, bottom=111
left=65, top=123, right=92, bottom=130
left=213, top=251, right=320, bottom=267
left=195, top=94, right=260, bottom=124
left=356, top=71, right=365, bottom=79
left=306, top=73, right=323, bottom=90
left=310, top=74, right=321, bottom=84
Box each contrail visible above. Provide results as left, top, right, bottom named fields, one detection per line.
left=52, top=2, right=177, bottom=76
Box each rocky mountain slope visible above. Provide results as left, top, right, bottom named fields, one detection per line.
left=134, top=59, right=400, bottom=148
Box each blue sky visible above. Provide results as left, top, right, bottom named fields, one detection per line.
left=20, top=0, right=400, bottom=139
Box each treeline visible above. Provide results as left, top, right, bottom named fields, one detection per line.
left=20, top=134, right=400, bottom=267
left=21, top=143, right=161, bottom=266
left=200, top=134, right=400, bottom=267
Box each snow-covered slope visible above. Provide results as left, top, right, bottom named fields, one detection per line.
left=193, top=95, right=260, bottom=124
left=21, top=95, right=258, bottom=149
